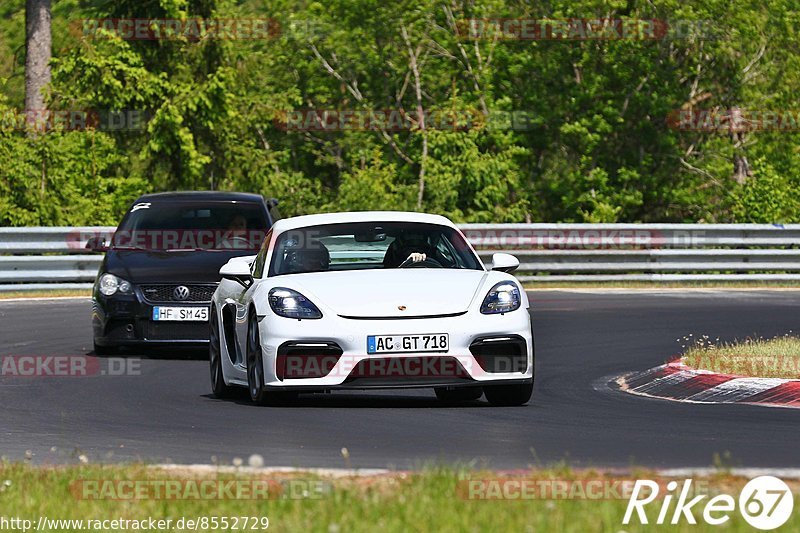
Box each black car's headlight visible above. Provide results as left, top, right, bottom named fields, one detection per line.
left=480, top=281, right=521, bottom=314
left=98, top=273, right=133, bottom=296
left=268, top=287, right=322, bottom=319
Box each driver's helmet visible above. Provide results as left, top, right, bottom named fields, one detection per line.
left=284, top=240, right=330, bottom=273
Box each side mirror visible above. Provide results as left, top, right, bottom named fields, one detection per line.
left=490, top=252, right=519, bottom=273
left=86, top=236, right=109, bottom=252
left=220, top=258, right=254, bottom=288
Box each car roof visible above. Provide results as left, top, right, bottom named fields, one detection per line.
left=135, top=191, right=265, bottom=203
left=271, top=211, right=456, bottom=233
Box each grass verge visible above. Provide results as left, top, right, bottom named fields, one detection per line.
left=682, top=334, right=800, bottom=379
left=1, top=463, right=799, bottom=532
left=0, top=289, right=91, bottom=299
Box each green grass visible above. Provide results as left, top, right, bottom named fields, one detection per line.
left=1, top=463, right=798, bottom=532
left=682, top=335, right=800, bottom=379
left=0, top=289, right=91, bottom=299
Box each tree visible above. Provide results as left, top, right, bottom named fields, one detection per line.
left=24, top=0, right=51, bottom=118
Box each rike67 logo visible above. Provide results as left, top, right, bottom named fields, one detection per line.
left=623, top=476, right=794, bottom=530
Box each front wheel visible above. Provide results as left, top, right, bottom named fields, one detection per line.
left=484, top=381, right=533, bottom=406
left=93, top=341, right=118, bottom=356
left=209, top=306, right=234, bottom=398
left=246, top=313, right=296, bottom=406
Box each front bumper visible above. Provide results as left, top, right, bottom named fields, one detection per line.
left=92, top=284, right=215, bottom=347
left=254, top=308, right=533, bottom=390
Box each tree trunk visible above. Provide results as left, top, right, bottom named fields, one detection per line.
left=728, top=107, right=751, bottom=184
left=24, top=0, right=52, bottom=131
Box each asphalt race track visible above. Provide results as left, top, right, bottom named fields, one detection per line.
left=1, top=290, right=798, bottom=470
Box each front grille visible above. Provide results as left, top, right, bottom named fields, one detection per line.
left=140, top=284, right=217, bottom=303
left=470, top=336, right=528, bottom=373
left=143, top=321, right=209, bottom=341
left=343, top=356, right=471, bottom=386
left=276, top=342, right=344, bottom=380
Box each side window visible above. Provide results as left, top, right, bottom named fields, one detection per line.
left=434, top=235, right=456, bottom=267
left=251, top=230, right=272, bottom=278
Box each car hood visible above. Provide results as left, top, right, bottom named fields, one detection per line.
left=284, top=269, right=490, bottom=318
left=103, top=249, right=250, bottom=283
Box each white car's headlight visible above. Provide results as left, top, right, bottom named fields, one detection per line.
left=268, top=287, right=322, bottom=319
left=480, top=281, right=521, bottom=314
left=98, top=273, right=133, bottom=296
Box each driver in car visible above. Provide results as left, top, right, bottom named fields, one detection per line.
left=219, top=214, right=250, bottom=250
left=384, top=233, right=435, bottom=267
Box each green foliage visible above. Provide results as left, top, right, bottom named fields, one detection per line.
left=731, top=158, right=800, bottom=223
left=0, top=0, right=798, bottom=225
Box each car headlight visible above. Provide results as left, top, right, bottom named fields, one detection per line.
left=480, top=281, right=521, bottom=314
left=98, top=273, right=133, bottom=296
left=268, top=287, right=322, bottom=319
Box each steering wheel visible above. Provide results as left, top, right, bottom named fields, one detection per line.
left=218, top=235, right=252, bottom=250
left=398, top=257, right=443, bottom=268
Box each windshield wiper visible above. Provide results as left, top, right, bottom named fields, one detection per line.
left=110, top=245, right=149, bottom=251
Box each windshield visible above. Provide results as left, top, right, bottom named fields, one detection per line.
left=113, top=201, right=269, bottom=251
left=268, top=222, right=483, bottom=275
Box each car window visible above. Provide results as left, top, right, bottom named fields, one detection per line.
left=251, top=230, right=273, bottom=279
left=114, top=201, right=269, bottom=251
left=268, top=222, right=482, bottom=276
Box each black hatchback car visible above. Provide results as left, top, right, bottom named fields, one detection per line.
left=89, top=191, right=279, bottom=354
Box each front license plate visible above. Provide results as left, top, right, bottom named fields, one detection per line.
left=367, top=334, right=449, bottom=354
left=152, top=306, right=209, bottom=322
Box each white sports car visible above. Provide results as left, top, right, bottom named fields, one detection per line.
left=209, top=211, right=533, bottom=406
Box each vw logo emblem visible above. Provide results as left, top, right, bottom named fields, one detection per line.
left=173, top=286, right=190, bottom=301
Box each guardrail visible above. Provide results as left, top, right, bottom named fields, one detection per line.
left=1, top=224, right=800, bottom=290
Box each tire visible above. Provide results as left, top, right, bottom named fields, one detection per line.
left=484, top=381, right=533, bottom=406
left=93, top=341, right=117, bottom=356
left=434, top=386, right=483, bottom=404
left=209, top=306, right=234, bottom=398
left=246, top=313, right=296, bottom=406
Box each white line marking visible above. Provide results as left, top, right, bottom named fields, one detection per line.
left=0, top=296, right=90, bottom=303
left=632, top=370, right=695, bottom=394
left=658, top=468, right=800, bottom=479
left=686, top=378, right=788, bottom=403
left=150, top=464, right=391, bottom=478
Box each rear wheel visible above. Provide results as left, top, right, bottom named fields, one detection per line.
left=484, top=381, right=533, bottom=406
left=434, top=386, right=483, bottom=404
left=246, top=313, right=296, bottom=405
left=209, top=306, right=234, bottom=398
